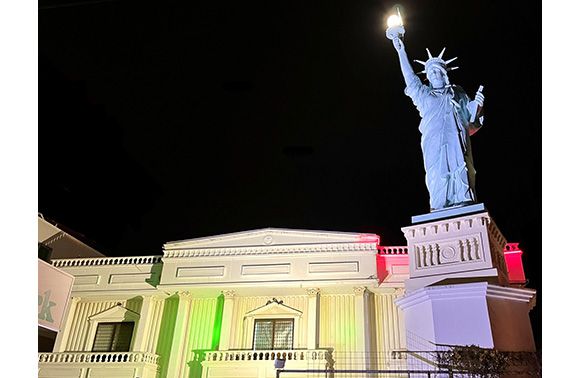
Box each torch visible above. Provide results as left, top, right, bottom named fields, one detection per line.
left=385, top=6, right=405, bottom=41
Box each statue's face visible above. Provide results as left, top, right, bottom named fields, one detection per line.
left=427, top=65, right=447, bottom=89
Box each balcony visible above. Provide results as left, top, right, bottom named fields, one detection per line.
left=38, top=352, right=160, bottom=378
left=201, top=349, right=333, bottom=378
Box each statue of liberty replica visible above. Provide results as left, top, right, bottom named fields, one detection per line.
left=386, top=13, right=485, bottom=211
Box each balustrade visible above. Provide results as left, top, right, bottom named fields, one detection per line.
left=378, top=246, right=409, bottom=255
left=204, top=349, right=331, bottom=363
left=51, top=256, right=162, bottom=268
left=38, top=352, right=160, bottom=365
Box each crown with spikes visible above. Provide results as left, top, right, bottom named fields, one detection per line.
left=413, top=47, right=459, bottom=75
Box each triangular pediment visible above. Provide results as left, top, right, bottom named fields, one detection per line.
left=164, top=228, right=378, bottom=250
left=244, top=299, right=302, bottom=318
left=88, top=303, right=140, bottom=322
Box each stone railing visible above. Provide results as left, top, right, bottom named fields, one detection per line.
left=204, top=349, right=331, bottom=363
left=52, top=255, right=162, bottom=268
left=378, top=246, right=408, bottom=255
left=38, top=352, right=160, bottom=365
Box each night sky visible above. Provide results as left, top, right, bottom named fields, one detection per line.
left=39, top=0, right=541, bottom=345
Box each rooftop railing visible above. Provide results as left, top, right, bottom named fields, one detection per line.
left=378, top=246, right=409, bottom=255
left=52, top=255, right=162, bottom=268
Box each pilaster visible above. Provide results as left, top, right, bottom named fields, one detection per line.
left=218, top=290, right=235, bottom=350
left=306, top=288, right=320, bottom=349
left=166, top=291, right=192, bottom=378
left=52, top=296, right=81, bottom=352
left=353, top=286, right=369, bottom=361
left=132, top=295, right=154, bottom=352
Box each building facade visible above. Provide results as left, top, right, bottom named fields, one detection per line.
left=38, top=228, right=533, bottom=378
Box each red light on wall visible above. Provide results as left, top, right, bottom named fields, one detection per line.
left=503, top=243, right=526, bottom=285
left=376, top=246, right=409, bottom=285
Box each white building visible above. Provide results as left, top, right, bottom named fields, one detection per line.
left=38, top=215, right=105, bottom=352
left=38, top=227, right=535, bottom=378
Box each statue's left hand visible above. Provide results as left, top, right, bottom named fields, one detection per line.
left=474, top=91, right=484, bottom=107
left=468, top=92, right=484, bottom=116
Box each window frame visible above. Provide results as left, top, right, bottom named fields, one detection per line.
left=91, top=321, right=135, bottom=352
left=84, top=303, right=140, bottom=352
left=252, top=318, right=295, bottom=350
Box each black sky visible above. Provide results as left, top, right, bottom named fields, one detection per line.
left=39, top=0, right=541, bottom=345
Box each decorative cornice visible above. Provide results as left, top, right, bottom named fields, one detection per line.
left=395, top=282, right=536, bottom=310
left=486, top=285, right=536, bottom=307
left=163, top=242, right=377, bottom=258
left=402, top=212, right=490, bottom=240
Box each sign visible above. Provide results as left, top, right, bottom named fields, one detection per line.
left=38, top=259, right=75, bottom=332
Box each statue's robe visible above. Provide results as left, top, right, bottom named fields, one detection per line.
left=405, top=75, right=481, bottom=210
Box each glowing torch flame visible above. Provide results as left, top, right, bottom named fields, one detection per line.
left=387, top=15, right=402, bottom=28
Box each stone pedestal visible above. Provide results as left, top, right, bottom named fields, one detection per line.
left=402, top=208, right=509, bottom=292
left=396, top=205, right=537, bottom=360
left=395, top=282, right=536, bottom=352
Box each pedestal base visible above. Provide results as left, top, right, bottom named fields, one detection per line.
left=395, top=282, right=536, bottom=352
left=402, top=211, right=509, bottom=291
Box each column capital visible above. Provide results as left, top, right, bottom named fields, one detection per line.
left=70, top=297, right=82, bottom=304
left=394, top=288, right=405, bottom=297
left=353, top=286, right=367, bottom=296
left=222, top=290, right=236, bottom=298
left=306, top=288, right=320, bottom=296
left=176, top=291, right=192, bottom=300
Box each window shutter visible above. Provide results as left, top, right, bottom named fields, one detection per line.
left=92, top=322, right=134, bottom=352
left=112, top=322, right=134, bottom=352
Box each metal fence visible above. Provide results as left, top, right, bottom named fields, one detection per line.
left=274, top=349, right=540, bottom=378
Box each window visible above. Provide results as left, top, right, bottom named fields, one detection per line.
left=92, top=322, right=135, bottom=352
left=253, top=319, right=294, bottom=350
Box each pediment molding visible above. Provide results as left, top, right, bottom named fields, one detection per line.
left=164, top=228, right=379, bottom=252
left=244, top=298, right=302, bottom=319
left=88, top=303, right=140, bottom=323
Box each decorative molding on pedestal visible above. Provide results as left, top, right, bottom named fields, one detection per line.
left=401, top=211, right=509, bottom=290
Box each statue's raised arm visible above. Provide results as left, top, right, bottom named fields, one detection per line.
left=392, top=37, right=417, bottom=88
left=386, top=25, right=485, bottom=212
